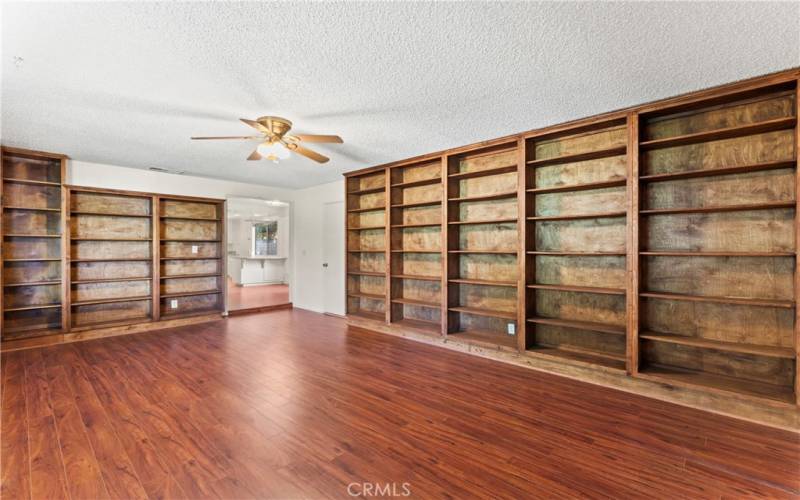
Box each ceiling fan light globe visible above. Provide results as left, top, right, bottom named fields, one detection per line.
left=257, top=141, right=290, bottom=160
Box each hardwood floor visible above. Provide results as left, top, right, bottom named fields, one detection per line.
left=2, top=309, right=798, bottom=499
left=226, top=278, right=290, bottom=311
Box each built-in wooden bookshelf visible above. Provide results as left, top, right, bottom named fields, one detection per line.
left=159, top=196, right=225, bottom=319
left=344, top=69, right=800, bottom=410
left=1, top=147, right=67, bottom=340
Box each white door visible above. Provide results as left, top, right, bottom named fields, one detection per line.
left=323, top=201, right=345, bottom=315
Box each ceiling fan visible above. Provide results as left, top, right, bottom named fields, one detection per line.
left=191, top=116, right=342, bottom=163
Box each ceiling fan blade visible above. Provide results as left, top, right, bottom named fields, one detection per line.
left=240, top=118, right=269, bottom=133
left=290, top=134, right=343, bottom=143
left=191, top=135, right=261, bottom=140
left=289, top=144, right=329, bottom=163
left=247, top=149, right=262, bottom=161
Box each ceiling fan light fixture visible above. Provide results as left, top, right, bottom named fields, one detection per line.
left=257, top=141, right=290, bottom=162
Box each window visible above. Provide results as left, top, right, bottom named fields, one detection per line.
left=252, top=221, right=278, bottom=256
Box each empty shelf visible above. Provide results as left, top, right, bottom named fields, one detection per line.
left=528, top=284, right=625, bottom=295
left=526, top=345, right=626, bottom=371
left=71, top=296, right=151, bottom=307
left=448, top=330, right=517, bottom=349
left=449, top=306, right=516, bottom=320
left=4, top=234, right=60, bottom=238
left=160, top=216, right=221, bottom=221
left=347, top=292, right=385, bottom=301
left=528, top=179, right=626, bottom=194
left=639, top=201, right=795, bottom=215
left=3, top=206, right=60, bottom=212
left=347, top=225, right=386, bottom=230
left=448, top=278, right=516, bottom=287
left=527, top=317, right=625, bottom=336
left=348, top=310, right=385, bottom=322
left=639, top=160, right=796, bottom=183
left=391, top=274, right=441, bottom=282
left=391, top=222, right=441, bottom=228
left=390, top=200, right=441, bottom=209
left=3, top=303, right=61, bottom=312
left=347, top=206, right=386, bottom=213
left=71, top=211, right=152, bottom=218
left=348, top=271, right=386, bottom=277
left=161, top=273, right=222, bottom=279
left=2, top=178, right=60, bottom=186
left=447, top=165, right=517, bottom=180
left=390, top=177, right=441, bottom=188
left=526, top=146, right=627, bottom=168
left=639, top=332, right=795, bottom=359
left=639, top=291, right=794, bottom=308
left=640, top=251, right=795, bottom=257
left=3, top=280, right=61, bottom=287
left=639, top=117, right=796, bottom=150
left=347, top=186, right=385, bottom=195
left=71, top=277, right=152, bottom=284
left=391, top=298, right=440, bottom=308
left=161, top=290, right=222, bottom=299
left=448, top=218, right=518, bottom=225
left=527, top=251, right=626, bottom=256
left=527, top=211, right=626, bottom=221
left=448, top=191, right=517, bottom=202
left=448, top=250, right=517, bottom=254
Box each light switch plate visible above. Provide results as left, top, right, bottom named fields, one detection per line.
left=191, top=245, right=199, bottom=254
left=507, top=323, right=516, bottom=335
left=170, top=299, right=178, bottom=309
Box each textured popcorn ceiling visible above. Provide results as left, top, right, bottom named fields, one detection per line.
left=2, top=2, right=798, bottom=188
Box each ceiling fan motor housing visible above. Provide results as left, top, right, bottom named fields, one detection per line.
left=257, top=116, right=293, bottom=139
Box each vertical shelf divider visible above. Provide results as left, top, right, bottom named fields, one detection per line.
left=516, top=137, right=528, bottom=352
left=795, top=84, right=800, bottom=406
left=384, top=167, right=392, bottom=323
left=440, top=155, right=449, bottom=336
left=61, top=179, right=70, bottom=331
left=626, top=113, right=640, bottom=375
left=152, top=195, right=161, bottom=322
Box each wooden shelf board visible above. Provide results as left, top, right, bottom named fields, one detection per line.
left=448, top=249, right=516, bottom=254
left=527, top=211, right=627, bottom=221
left=4, top=303, right=61, bottom=312
left=71, top=258, right=151, bottom=263
left=449, top=306, right=516, bottom=320
left=527, top=316, right=625, bottom=336
left=639, top=117, right=797, bottom=150
left=639, top=160, right=796, bottom=183
left=640, top=251, right=796, bottom=257
left=160, top=239, right=221, bottom=243
left=390, top=249, right=440, bottom=254
left=347, top=292, right=385, bottom=301
left=70, top=317, right=153, bottom=332
left=640, top=332, right=795, bottom=359
left=526, top=345, right=626, bottom=371
left=390, top=223, right=441, bottom=229
left=390, top=200, right=441, bottom=209
left=71, top=277, right=152, bottom=284
left=347, top=186, right=386, bottom=195
left=448, top=278, right=517, bottom=287
left=639, top=291, right=794, bottom=309
left=2, top=178, right=60, bottom=186
left=528, top=284, right=625, bottom=295
left=159, top=309, right=223, bottom=320
left=391, top=274, right=441, bottom=282
left=347, top=249, right=385, bottom=253
left=71, top=211, right=152, bottom=218
left=448, top=218, right=518, bottom=225
left=390, top=177, right=441, bottom=188
left=640, top=201, right=795, bottom=216
left=2, top=325, right=61, bottom=337
left=347, top=310, right=385, bottom=322
left=526, top=251, right=626, bottom=256
left=447, top=330, right=517, bottom=349
left=2, top=206, right=60, bottom=212
left=526, top=146, right=627, bottom=168
left=447, top=165, right=517, bottom=180
left=160, top=216, right=221, bottom=221
left=160, top=290, right=222, bottom=299
left=528, top=179, right=626, bottom=194
left=347, top=206, right=386, bottom=213
left=347, top=271, right=386, bottom=277
left=391, top=318, right=441, bottom=335
left=347, top=225, right=386, bottom=231
left=447, top=191, right=517, bottom=203
left=391, top=298, right=440, bottom=308
left=3, top=258, right=61, bottom=262
left=160, top=256, right=220, bottom=261
left=70, top=238, right=152, bottom=241
left=161, top=273, right=222, bottom=280
left=4, top=234, right=60, bottom=238
left=71, top=296, right=151, bottom=307
left=3, top=280, right=61, bottom=287
left=637, top=365, right=795, bottom=405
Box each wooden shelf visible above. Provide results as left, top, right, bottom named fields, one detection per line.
left=3, top=234, right=60, bottom=238
left=448, top=278, right=516, bottom=287
left=448, top=191, right=517, bottom=203
left=640, top=332, right=795, bottom=359
left=347, top=206, right=386, bottom=213
left=448, top=330, right=517, bottom=349
left=71, top=258, right=151, bottom=263
left=4, top=303, right=61, bottom=312
left=347, top=186, right=386, bottom=195
left=71, top=277, right=152, bottom=284
left=527, top=211, right=626, bottom=221
left=160, top=290, right=222, bottom=299
left=527, top=345, right=626, bottom=371
left=391, top=274, right=441, bottom=282
left=449, top=306, right=516, bottom=320
left=391, top=318, right=441, bottom=334
left=639, top=160, right=796, bottom=183
left=527, top=316, right=625, bottom=336
left=448, top=218, right=518, bottom=225
left=640, top=291, right=794, bottom=308
left=69, top=317, right=152, bottom=332
left=447, top=165, right=517, bottom=180
left=639, top=117, right=797, bottom=150
left=638, top=365, right=794, bottom=405
left=448, top=249, right=516, bottom=254
left=159, top=216, right=220, bottom=222
left=71, top=296, right=151, bottom=307
left=526, top=146, right=627, bottom=168
left=639, top=201, right=795, bottom=216
left=640, top=251, right=796, bottom=257
left=526, top=251, right=626, bottom=256
left=348, top=271, right=386, bottom=277
left=161, top=273, right=222, bottom=280
left=160, top=256, right=220, bottom=261
left=70, top=237, right=152, bottom=241
left=2, top=178, right=60, bottom=186
left=71, top=211, right=152, bottom=218
left=347, top=292, right=385, bottom=301
left=528, top=179, right=626, bottom=194
left=390, top=249, right=440, bottom=253
left=391, top=298, right=440, bottom=308
left=528, top=284, right=625, bottom=295
left=3, top=280, right=61, bottom=287
left=160, top=239, right=221, bottom=243
left=390, top=177, right=441, bottom=188
left=347, top=225, right=386, bottom=231
left=391, top=222, right=441, bottom=229
left=2, top=206, right=60, bottom=212
left=3, top=258, right=61, bottom=262
left=347, top=249, right=385, bottom=253
left=390, top=200, right=441, bottom=209
left=348, top=310, right=385, bottom=322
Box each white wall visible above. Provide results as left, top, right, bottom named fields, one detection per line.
left=68, top=160, right=345, bottom=313
left=290, top=179, right=345, bottom=313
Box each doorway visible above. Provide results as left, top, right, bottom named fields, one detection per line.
left=226, top=197, right=292, bottom=313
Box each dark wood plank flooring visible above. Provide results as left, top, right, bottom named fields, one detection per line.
left=2, top=309, right=798, bottom=499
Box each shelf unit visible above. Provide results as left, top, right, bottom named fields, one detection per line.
left=343, top=69, right=800, bottom=409
left=523, top=118, right=629, bottom=370
left=388, top=159, right=443, bottom=334
left=158, top=196, right=225, bottom=319
left=445, top=143, right=520, bottom=347
left=346, top=170, right=388, bottom=321
left=68, top=187, right=155, bottom=330
left=635, top=81, right=798, bottom=404
left=1, top=147, right=67, bottom=340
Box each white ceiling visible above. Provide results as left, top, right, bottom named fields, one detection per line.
left=2, top=2, right=798, bottom=189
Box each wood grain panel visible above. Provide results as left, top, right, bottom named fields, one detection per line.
left=393, top=162, right=440, bottom=184
left=161, top=259, right=219, bottom=277
left=2, top=261, right=60, bottom=285
left=394, top=183, right=440, bottom=204
left=455, top=172, right=517, bottom=198
left=71, top=240, right=151, bottom=260
left=161, top=220, right=218, bottom=241
left=347, top=210, right=385, bottom=228
left=3, top=183, right=60, bottom=209
left=3, top=211, right=60, bottom=235
left=393, top=279, right=440, bottom=303
left=3, top=284, right=60, bottom=308
left=161, top=276, right=220, bottom=295
left=161, top=241, right=220, bottom=258
left=72, top=300, right=151, bottom=327
left=71, top=261, right=151, bottom=281
left=347, top=275, right=385, bottom=296
left=535, top=218, right=626, bottom=252
left=348, top=252, right=386, bottom=274
left=72, top=215, right=150, bottom=240
left=395, top=205, right=440, bottom=225
left=535, top=290, right=625, bottom=326
left=456, top=198, right=517, bottom=222
left=390, top=253, right=440, bottom=277
left=458, top=253, right=518, bottom=281
left=2, top=156, right=60, bottom=182
left=534, top=155, right=627, bottom=189
left=534, top=325, right=626, bottom=357
left=348, top=228, right=385, bottom=251
left=535, top=187, right=626, bottom=216
left=458, top=283, right=516, bottom=312
left=3, top=238, right=60, bottom=260
left=392, top=227, right=440, bottom=252
left=347, top=171, right=385, bottom=191
left=453, top=148, right=516, bottom=174
left=535, top=255, right=625, bottom=289
left=72, top=280, right=151, bottom=302
left=534, top=125, right=626, bottom=160
left=71, top=193, right=151, bottom=216
left=457, top=222, right=517, bottom=251
left=160, top=200, right=219, bottom=219
left=3, top=309, right=61, bottom=338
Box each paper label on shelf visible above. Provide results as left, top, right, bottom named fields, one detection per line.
left=171, top=299, right=178, bottom=309
left=191, top=245, right=199, bottom=254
